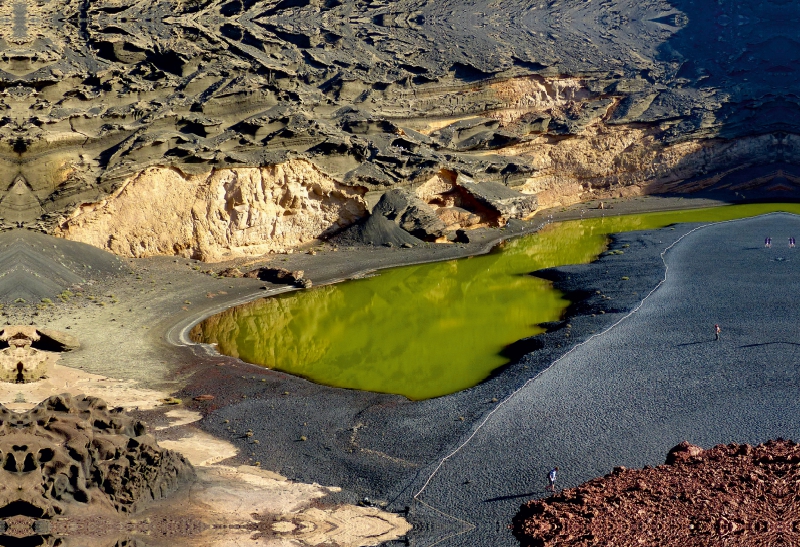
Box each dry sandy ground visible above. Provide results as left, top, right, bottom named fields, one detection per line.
left=0, top=193, right=731, bottom=545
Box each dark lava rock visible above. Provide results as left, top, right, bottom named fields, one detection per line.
left=244, top=267, right=305, bottom=285
left=0, top=394, right=194, bottom=517
left=459, top=181, right=537, bottom=221
left=373, top=188, right=447, bottom=241
left=333, top=212, right=423, bottom=248
left=335, top=187, right=447, bottom=245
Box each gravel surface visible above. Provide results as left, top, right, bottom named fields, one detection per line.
left=406, top=212, right=800, bottom=546
left=169, top=203, right=728, bottom=546
left=3, top=193, right=762, bottom=547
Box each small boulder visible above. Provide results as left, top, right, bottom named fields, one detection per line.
left=217, top=267, right=243, bottom=278
left=665, top=441, right=704, bottom=465
left=244, top=268, right=305, bottom=285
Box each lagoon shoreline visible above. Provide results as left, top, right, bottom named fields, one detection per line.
left=165, top=198, right=727, bottom=545
left=18, top=192, right=780, bottom=546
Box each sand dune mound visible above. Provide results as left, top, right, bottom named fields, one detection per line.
left=0, top=231, right=124, bottom=302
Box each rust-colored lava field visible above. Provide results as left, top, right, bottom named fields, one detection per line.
left=513, top=440, right=800, bottom=546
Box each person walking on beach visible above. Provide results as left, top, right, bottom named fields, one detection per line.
left=714, top=324, right=721, bottom=341
left=546, top=467, right=559, bottom=492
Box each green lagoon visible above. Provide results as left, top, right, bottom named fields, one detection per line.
left=190, top=203, right=800, bottom=399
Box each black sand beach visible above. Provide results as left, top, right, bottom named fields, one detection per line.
left=22, top=197, right=796, bottom=546
left=161, top=209, right=800, bottom=545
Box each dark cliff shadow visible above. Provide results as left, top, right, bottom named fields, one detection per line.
left=650, top=0, right=800, bottom=198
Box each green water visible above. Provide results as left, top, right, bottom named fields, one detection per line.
left=190, top=203, right=800, bottom=399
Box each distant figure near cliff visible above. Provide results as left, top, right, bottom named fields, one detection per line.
left=546, top=467, right=559, bottom=492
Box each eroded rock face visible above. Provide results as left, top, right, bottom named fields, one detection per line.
left=0, top=394, right=194, bottom=519
left=0, top=327, right=79, bottom=384
left=372, top=188, right=447, bottom=242
left=0, top=0, right=791, bottom=255
left=54, top=161, right=367, bottom=261
left=512, top=439, right=800, bottom=547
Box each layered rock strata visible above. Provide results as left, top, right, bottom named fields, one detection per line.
left=512, top=440, right=800, bottom=547
left=54, top=161, right=367, bottom=261
left=0, top=0, right=791, bottom=257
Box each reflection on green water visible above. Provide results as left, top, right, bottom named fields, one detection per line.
left=191, top=203, right=800, bottom=399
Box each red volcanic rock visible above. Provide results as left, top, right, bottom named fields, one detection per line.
left=665, top=440, right=705, bottom=464
left=512, top=440, right=800, bottom=547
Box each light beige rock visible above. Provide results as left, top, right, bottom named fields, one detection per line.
left=0, top=344, right=56, bottom=384
left=55, top=160, right=368, bottom=261
left=187, top=465, right=412, bottom=547
left=0, top=326, right=79, bottom=384
left=416, top=170, right=457, bottom=202
left=498, top=127, right=794, bottom=210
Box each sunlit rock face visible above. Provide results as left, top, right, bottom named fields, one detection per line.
left=0, top=326, right=78, bottom=383
left=0, top=0, right=794, bottom=245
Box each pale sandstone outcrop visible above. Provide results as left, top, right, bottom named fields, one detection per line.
left=501, top=128, right=794, bottom=209
left=0, top=327, right=79, bottom=384
left=55, top=160, right=368, bottom=262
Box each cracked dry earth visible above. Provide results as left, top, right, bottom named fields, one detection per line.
left=513, top=440, right=800, bottom=547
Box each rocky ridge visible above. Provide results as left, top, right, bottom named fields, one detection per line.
left=0, top=0, right=792, bottom=257
left=512, top=439, right=800, bottom=547
left=0, top=393, right=194, bottom=520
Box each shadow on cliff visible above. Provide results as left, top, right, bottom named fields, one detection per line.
left=644, top=0, right=800, bottom=201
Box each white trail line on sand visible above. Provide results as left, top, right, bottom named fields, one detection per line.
left=412, top=213, right=788, bottom=546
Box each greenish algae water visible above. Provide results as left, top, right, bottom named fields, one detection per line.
left=191, top=203, right=800, bottom=400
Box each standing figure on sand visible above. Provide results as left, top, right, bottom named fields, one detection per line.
left=546, top=467, right=559, bottom=492
left=765, top=237, right=772, bottom=248
left=790, top=237, right=796, bottom=248
left=714, top=324, right=721, bottom=341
